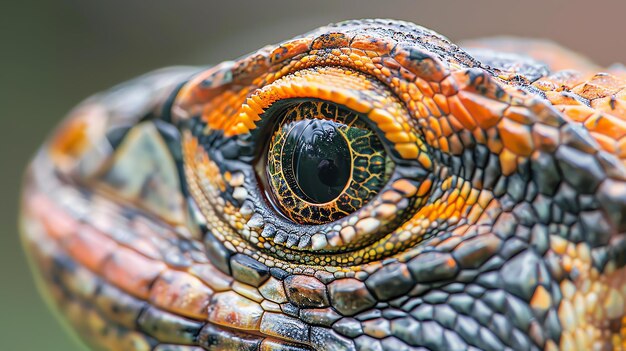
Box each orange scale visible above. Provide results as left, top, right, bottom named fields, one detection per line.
left=397, top=80, right=409, bottom=94
left=562, top=105, right=596, bottom=123
left=423, top=129, right=436, bottom=145
left=458, top=91, right=505, bottom=130
left=498, top=118, right=534, bottom=157
left=399, top=68, right=417, bottom=83
left=433, top=94, right=450, bottom=115
left=429, top=82, right=441, bottom=93
left=407, top=83, right=424, bottom=101
left=427, top=116, right=443, bottom=136
left=417, top=179, right=433, bottom=197
left=369, top=109, right=397, bottom=126
left=29, top=195, right=78, bottom=241
left=437, top=116, right=454, bottom=137
left=590, top=132, right=617, bottom=154
left=476, top=191, right=493, bottom=210
left=416, top=101, right=431, bottom=119
left=545, top=91, right=585, bottom=106
left=575, top=74, right=626, bottom=98
left=49, top=116, right=91, bottom=166
left=381, top=57, right=402, bottom=70
left=312, top=33, right=350, bottom=50
left=439, top=76, right=458, bottom=97
left=378, top=121, right=405, bottom=133
left=446, top=115, right=466, bottom=134
left=423, top=207, right=438, bottom=223
left=444, top=203, right=458, bottom=219
left=64, top=225, right=117, bottom=273
left=499, top=149, right=519, bottom=176
left=584, top=113, right=626, bottom=140
left=245, top=97, right=265, bottom=114
left=504, top=105, right=538, bottom=125
left=395, top=143, right=420, bottom=159
left=423, top=97, right=442, bottom=117
left=464, top=187, right=478, bottom=205
left=447, top=189, right=460, bottom=204
left=102, top=247, right=166, bottom=300
left=548, top=71, right=588, bottom=90
left=618, top=138, right=626, bottom=159
left=396, top=50, right=447, bottom=82
left=455, top=195, right=468, bottom=210
left=401, top=121, right=412, bottom=131
left=472, top=128, right=493, bottom=144
left=385, top=131, right=412, bottom=143
left=415, top=77, right=435, bottom=97
left=372, top=56, right=383, bottom=65
left=123, top=236, right=164, bottom=262
left=149, top=270, right=213, bottom=320
left=486, top=127, right=504, bottom=154
left=350, top=35, right=394, bottom=54
left=269, top=38, right=311, bottom=64
left=448, top=134, right=464, bottom=155
left=459, top=181, right=472, bottom=199
left=438, top=136, right=450, bottom=153
left=466, top=206, right=483, bottom=224
left=533, top=79, right=557, bottom=92
left=448, top=95, right=477, bottom=130
left=391, top=77, right=401, bottom=88
left=591, top=96, right=626, bottom=119
left=339, top=47, right=353, bottom=55
left=572, top=82, right=614, bottom=101
left=364, top=50, right=381, bottom=59
left=416, top=151, right=432, bottom=170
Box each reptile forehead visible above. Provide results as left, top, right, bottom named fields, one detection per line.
left=20, top=19, right=626, bottom=351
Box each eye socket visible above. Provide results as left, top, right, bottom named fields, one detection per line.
left=179, top=65, right=435, bottom=264
left=264, top=100, right=393, bottom=225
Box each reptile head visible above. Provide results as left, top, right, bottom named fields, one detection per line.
left=21, top=19, right=626, bottom=350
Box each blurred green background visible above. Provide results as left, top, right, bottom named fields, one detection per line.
left=1, top=0, right=624, bottom=349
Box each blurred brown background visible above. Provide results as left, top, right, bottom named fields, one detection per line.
left=1, top=0, right=624, bottom=349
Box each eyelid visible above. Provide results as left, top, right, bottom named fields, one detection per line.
left=234, top=67, right=424, bottom=162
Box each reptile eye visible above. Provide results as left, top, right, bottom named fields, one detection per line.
left=264, top=100, right=392, bottom=224
left=179, top=65, right=433, bottom=263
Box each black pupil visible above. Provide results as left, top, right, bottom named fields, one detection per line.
left=284, top=119, right=351, bottom=203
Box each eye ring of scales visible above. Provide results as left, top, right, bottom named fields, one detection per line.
left=20, top=19, right=626, bottom=351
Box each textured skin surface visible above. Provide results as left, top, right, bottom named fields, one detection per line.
left=20, top=19, right=626, bottom=351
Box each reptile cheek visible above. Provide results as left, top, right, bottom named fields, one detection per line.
left=199, top=243, right=358, bottom=348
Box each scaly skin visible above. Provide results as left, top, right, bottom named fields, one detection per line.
left=20, top=19, right=626, bottom=351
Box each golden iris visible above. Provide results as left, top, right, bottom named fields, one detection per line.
left=265, top=100, right=393, bottom=225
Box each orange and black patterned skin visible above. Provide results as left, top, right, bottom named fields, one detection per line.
left=20, top=19, right=626, bottom=351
